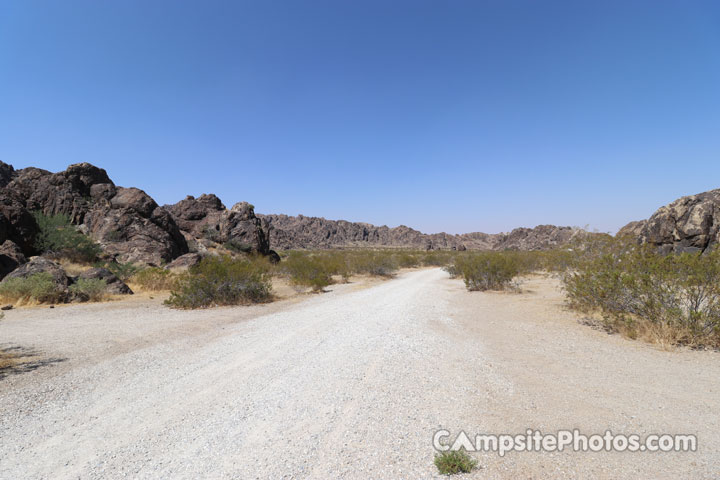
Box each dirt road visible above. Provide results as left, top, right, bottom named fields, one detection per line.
left=1, top=269, right=718, bottom=479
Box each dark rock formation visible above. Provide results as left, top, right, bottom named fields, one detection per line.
left=0, top=161, right=188, bottom=265
left=637, top=189, right=720, bottom=253
left=76, top=267, right=133, bottom=295
left=165, top=252, right=204, bottom=272
left=617, top=220, right=647, bottom=238
left=2, top=257, right=70, bottom=287
left=165, top=196, right=272, bottom=255
left=0, top=240, right=27, bottom=280
left=258, top=214, right=584, bottom=251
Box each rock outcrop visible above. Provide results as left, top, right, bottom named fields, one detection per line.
left=636, top=189, right=720, bottom=253
left=0, top=240, right=27, bottom=280
left=258, top=214, right=584, bottom=251
left=0, top=161, right=188, bottom=265
left=617, top=220, right=647, bottom=238
left=165, top=196, right=273, bottom=256
left=2, top=257, right=71, bottom=288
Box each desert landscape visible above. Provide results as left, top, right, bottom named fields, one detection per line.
left=3, top=2, right=720, bottom=479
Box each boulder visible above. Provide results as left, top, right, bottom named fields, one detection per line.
left=639, top=189, right=720, bottom=253
left=165, top=252, right=204, bottom=272
left=0, top=240, right=27, bottom=280
left=165, top=196, right=272, bottom=256
left=76, top=267, right=133, bottom=295
left=617, top=220, right=647, bottom=238
left=2, top=257, right=70, bottom=288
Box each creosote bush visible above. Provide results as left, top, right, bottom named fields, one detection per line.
left=131, top=267, right=178, bottom=292
left=451, top=252, right=522, bottom=291
left=434, top=449, right=478, bottom=475
left=282, top=253, right=334, bottom=291
left=69, top=278, right=107, bottom=302
left=0, top=273, right=65, bottom=304
left=166, top=255, right=272, bottom=309
left=32, top=211, right=101, bottom=263
left=563, top=239, right=720, bottom=348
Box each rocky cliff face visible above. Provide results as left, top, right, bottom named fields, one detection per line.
left=259, top=214, right=584, bottom=251
left=0, top=161, right=273, bottom=265
left=164, top=195, right=272, bottom=256
left=632, top=189, right=720, bottom=253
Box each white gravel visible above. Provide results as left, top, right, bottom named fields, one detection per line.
left=1, top=268, right=718, bottom=479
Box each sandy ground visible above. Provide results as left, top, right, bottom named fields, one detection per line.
left=0, top=269, right=718, bottom=479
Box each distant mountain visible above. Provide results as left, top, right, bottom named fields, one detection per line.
left=258, top=213, right=586, bottom=251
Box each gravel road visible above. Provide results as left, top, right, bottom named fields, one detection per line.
left=1, top=268, right=718, bottom=479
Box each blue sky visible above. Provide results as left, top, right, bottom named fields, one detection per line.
left=2, top=1, right=719, bottom=234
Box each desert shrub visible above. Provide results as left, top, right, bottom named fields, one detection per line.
left=434, top=449, right=477, bottom=475
left=452, top=252, right=521, bottom=291
left=564, top=239, right=720, bottom=348
left=32, top=212, right=101, bottom=262
left=0, top=273, right=65, bottom=304
left=166, top=255, right=272, bottom=309
left=69, top=278, right=107, bottom=302
left=224, top=239, right=254, bottom=254
left=100, top=261, right=141, bottom=282
left=348, top=251, right=399, bottom=277
left=282, top=253, right=334, bottom=291
left=131, top=267, right=178, bottom=291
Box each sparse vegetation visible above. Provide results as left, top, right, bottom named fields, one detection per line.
left=434, top=449, right=477, bottom=475
left=563, top=238, right=720, bottom=349
left=69, top=278, right=107, bottom=302
left=166, top=255, right=272, bottom=309
left=450, top=252, right=522, bottom=291
left=130, top=267, right=178, bottom=292
left=101, top=261, right=142, bottom=282
left=32, top=211, right=101, bottom=262
left=0, top=273, right=65, bottom=304
left=282, top=253, right=334, bottom=291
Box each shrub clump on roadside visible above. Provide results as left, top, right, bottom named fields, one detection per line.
left=32, top=211, right=102, bottom=262
left=0, top=273, right=65, bottom=304
left=563, top=239, right=720, bottom=348
left=165, top=256, right=272, bottom=309
left=282, top=253, right=334, bottom=291
left=434, top=449, right=478, bottom=475
left=131, top=267, right=177, bottom=291
left=452, top=252, right=521, bottom=291
left=69, top=278, right=107, bottom=302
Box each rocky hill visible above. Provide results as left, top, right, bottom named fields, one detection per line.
left=0, top=161, right=273, bottom=270
left=621, top=188, right=720, bottom=253
left=258, top=213, right=585, bottom=251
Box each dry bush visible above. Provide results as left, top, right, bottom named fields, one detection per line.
left=563, top=238, right=720, bottom=349
left=0, top=273, right=66, bottom=304
left=166, top=255, right=272, bottom=309
left=69, top=278, right=107, bottom=302
left=131, top=267, right=178, bottom=292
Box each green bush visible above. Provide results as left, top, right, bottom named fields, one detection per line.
left=452, top=252, right=521, bottom=291
left=131, top=267, right=177, bottom=291
left=434, top=449, right=477, bottom=475
left=166, top=256, right=272, bottom=309
left=0, top=273, right=65, bottom=304
left=348, top=251, right=399, bottom=277
left=100, top=261, right=141, bottom=282
left=69, top=278, right=107, bottom=302
left=282, top=253, right=334, bottom=291
left=32, top=211, right=101, bottom=262
left=563, top=239, right=720, bottom=348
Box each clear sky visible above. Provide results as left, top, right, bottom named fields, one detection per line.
left=2, top=1, right=719, bottom=234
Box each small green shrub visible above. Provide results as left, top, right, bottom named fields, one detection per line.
left=166, top=256, right=272, bottom=309
left=453, top=252, right=521, bottom=291
left=99, top=261, right=141, bottom=282
left=434, top=449, right=477, bottom=475
left=282, top=253, right=334, bottom=291
left=0, top=273, right=65, bottom=304
left=224, top=239, right=253, bottom=254
left=32, top=212, right=101, bottom=262
left=349, top=251, right=399, bottom=277
left=131, top=267, right=177, bottom=291
left=563, top=240, right=720, bottom=348
left=69, top=278, right=107, bottom=302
